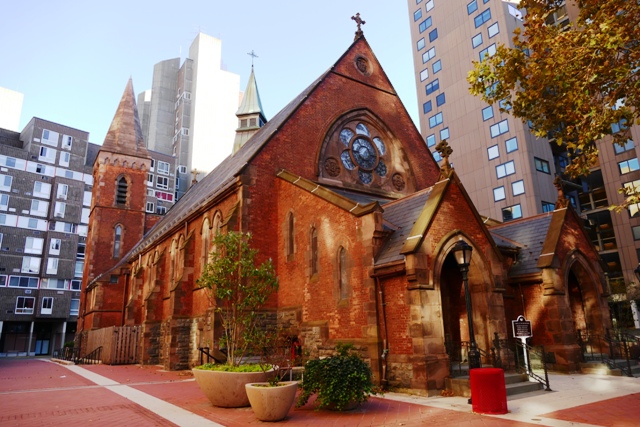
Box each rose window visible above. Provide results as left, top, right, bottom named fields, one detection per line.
left=339, top=123, right=387, bottom=184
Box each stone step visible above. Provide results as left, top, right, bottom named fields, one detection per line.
left=581, top=361, right=640, bottom=377
left=505, top=380, right=544, bottom=396
left=444, top=372, right=544, bottom=398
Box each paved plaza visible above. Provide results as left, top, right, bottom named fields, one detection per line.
left=0, top=358, right=638, bottom=426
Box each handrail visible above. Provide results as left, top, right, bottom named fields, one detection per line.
left=197, top=347, right=226, bottom=365
left=514, top=340, right=552, bottom=391
left=578, top=329, right=638, bottom=377
left=76, top=346, right=103, bottom=364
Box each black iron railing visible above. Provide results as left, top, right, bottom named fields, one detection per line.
left=577, top=329, right=639, bottom=377
left=514, top=340, right=552, bottom=391
left=445, top=333, right=551, bottom=390
left=197, top=347, right=227, bottom=365
left=53, top=346, right=103, bottom=365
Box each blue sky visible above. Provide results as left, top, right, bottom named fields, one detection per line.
left=0, top=1, right=417, bottom=145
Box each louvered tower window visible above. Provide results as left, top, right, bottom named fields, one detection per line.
left=116, top=177, right=128, bottom=204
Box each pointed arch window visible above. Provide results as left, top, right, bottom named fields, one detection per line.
left=170, top=238, right=178, bottom=282
left=211, top=211, right=222, bottom=253
left=201, top=218, right=211, bottom=267
left=286, top=212, right=294, bottom=257
left=113, top=225, right=122, bottom=258
left=116, top=176, right=128, bottom=205
left=310, top=227, right=318, bottom=276
left=339, top=246, right=348, bottom=300
left=176, top=235, right=185, bottom=280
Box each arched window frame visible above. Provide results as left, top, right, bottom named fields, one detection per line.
left=286, top=211, right=295, bottom=258
left=115, top=175, right=129, bottom=205
left=201, top=217, right=211, bottom=267
left=169, top=238, right=178, bottom=283
left=310, top=226, right=318, bottom=276
left=176, top=234, right=185, bottom=280
left=211, top=211, right=223, bottom=253
left=113, top=224, right=123, bottom=258
left=338, top=246, right=348, bottom=300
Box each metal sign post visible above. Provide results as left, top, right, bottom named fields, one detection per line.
left=512, top=315, right=532, bottom=374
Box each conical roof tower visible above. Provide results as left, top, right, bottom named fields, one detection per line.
left=102, top=78, right=149, bottom=158
left=233, top=67, right=267, bottom=153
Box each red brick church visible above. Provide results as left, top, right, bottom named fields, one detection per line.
left=79, top=25, right=612, bottom=393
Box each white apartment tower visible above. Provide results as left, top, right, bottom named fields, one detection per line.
left=407, top=0, right=640, bottom=323
left=138, top=33, right=241, bottom=199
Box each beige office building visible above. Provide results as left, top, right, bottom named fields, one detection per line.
left=407, top=0, right=640, bottom=322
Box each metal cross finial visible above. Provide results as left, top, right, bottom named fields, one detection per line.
left=351, top=13, right=366, bottom=40
left=435, top=140, right=454, bottom=178
left=247, top=50, right=258, bottom=67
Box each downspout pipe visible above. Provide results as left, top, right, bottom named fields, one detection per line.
left=375, top=276, right=389, bottom=388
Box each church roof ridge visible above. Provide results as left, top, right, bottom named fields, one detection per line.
left=125, top=32, right=407, bottom=260
left=101, top=78, right=149, bottom=158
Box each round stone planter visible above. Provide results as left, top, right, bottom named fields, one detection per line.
left=245, top=381, right=298, bottom=421
left=192, top=368, right=269, bottom=408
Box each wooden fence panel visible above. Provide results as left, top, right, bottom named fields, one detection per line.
left=84, top=326, right=140, bottom=365
left=112, top=326, right=140, bottom=365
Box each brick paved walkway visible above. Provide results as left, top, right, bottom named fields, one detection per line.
left=1, top=358, right=638, bottom=426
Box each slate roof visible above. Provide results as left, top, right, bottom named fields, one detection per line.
left=330, top=188, right=393, bottom=207
left=375, top=187, right=434, bottom=265
left=489, top=213, right=554, bottom=277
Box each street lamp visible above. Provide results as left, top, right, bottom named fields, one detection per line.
left=634, top=264, right=640, bottom=283
left=452, top=240, right=481, bottom=370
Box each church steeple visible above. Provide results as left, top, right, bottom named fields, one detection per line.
left=233, top=65, right=267, bottom=153
left=102, top=78, right=149, bottom=157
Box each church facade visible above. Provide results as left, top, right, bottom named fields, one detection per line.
left=79, top=31, right=612, bottom=393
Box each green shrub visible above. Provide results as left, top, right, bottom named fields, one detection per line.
left=193, top=363, right=268, bottom=373
left=296, top=343, right=379, bottom=411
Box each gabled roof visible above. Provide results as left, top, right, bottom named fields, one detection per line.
left=489, top=213, right=554, bottom=277
left=375, top=186, right=435, bottom=265
left=126, top=36, right=383, bottom=259
left=101, top=78, right=149, bottom=158
left=374, top=171, right=504, bottom=268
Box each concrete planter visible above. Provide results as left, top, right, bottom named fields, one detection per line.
left=192, top=368, right=269, bottom=408
left=245, top=381, right=298, bottom=421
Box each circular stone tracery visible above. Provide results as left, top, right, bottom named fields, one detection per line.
left=339, top=122, right=387, bottom=185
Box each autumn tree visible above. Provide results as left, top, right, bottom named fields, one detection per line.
left=467, top=0, right=640, bottom=183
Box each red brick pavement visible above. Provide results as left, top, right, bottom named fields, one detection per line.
left=82, top=363, right=538, bottom=426
left=0, top=359, right=177, bottom=427
left=2, top=359, right=638, bottom=427
left=541, top=393, right=640, bottom=427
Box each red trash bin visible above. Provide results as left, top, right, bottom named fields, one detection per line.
left=469, top=367, right=508, bottom=414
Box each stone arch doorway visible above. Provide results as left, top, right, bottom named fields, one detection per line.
left=436, top=239, right=495, bottom=366
left=565, top=254, right=606, bottom=338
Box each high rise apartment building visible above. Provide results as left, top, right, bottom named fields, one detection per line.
left=138, top=33, right=241, bottom=200
left=0, top=115, right=177, bottom=356
left=0, top=87, right=23, bottom=132
left=407, top=0, right=640, bottom=313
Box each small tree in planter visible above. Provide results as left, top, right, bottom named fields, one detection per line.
left=193, top=231, right=279, bottom=407
left=245, top=326, right=300, bottom=421
left=297, top=342, right=380, bottom=411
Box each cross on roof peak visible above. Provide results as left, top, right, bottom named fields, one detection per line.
left=247, top=50, right=258, bottom=67
left=351, top=13, right=366, bottom=40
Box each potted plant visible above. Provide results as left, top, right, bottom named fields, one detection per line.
left=245, top=327, right=299, bottom=421
left=192, top=231, right=279, bottom=408
left=296, top=342, right=379, bottom=411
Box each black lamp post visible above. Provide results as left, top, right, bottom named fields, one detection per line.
left=452, top=240, right=481, bottom=370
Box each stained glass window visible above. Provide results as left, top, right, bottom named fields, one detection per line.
left=339, top=122, right=388, bottom=184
